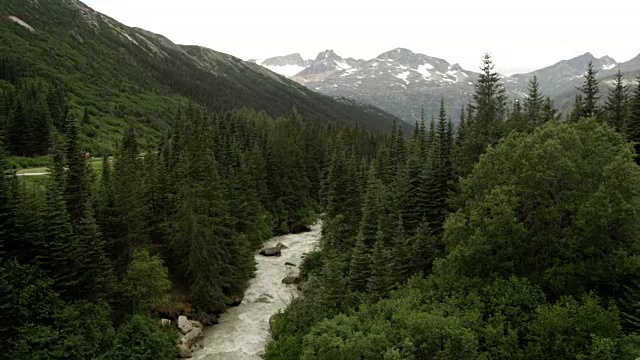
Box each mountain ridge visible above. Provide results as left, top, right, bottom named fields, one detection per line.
left=256, top=48, right=640, bottom=124
left=0, top=0, right=402, bottom=153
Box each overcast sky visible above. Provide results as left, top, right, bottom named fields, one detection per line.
left=83, top=0, right=640, bottom=75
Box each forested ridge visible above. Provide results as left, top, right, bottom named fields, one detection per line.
left=0, top=0, right=401, bottom=156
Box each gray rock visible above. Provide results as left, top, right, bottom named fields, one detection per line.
left=191, top=320, right=204, bottom=329
left=160, top=318, right=171, bottom=327
left=282, top=275, right=302, bottom=285
left=254, top=293, right=274, bottom=303
left=284, top=262, right=296, bottom=267
left=180, top=327, right=203, bottom=346
left=177, top=316, right=193, bottom=334
left=178, top=343, right=191, bottom=358
left=259, top=243, right=288, bottom=257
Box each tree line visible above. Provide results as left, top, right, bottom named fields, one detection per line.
left=264, top=55, right=640, bottom=359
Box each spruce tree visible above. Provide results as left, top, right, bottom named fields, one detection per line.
left=77, top=203, right=116, bottom=302
left=112, top=124, right=147, bottom=273
left=64, top=111, right=89, bottom=225
left=0, top=145, right=8, bottom=261
left=358, top=163, right=385, bottom=247
left=506, top=100, right=525, bottom=133
left=367, top=227, right=391, bottom=301
left=604, top=69, right=629, bottom=133
left=524, top=75, right=544, bottom=130
left=542, top=96, right=558, bottom=123
left=390, top=215, right=411, bottom=286
left=348, top=236, right=371, bottom=293
left=627, top=76, right=640, bottom=163
left=428, top=98, right=454, bottom=232
left=579, top=61, right=601, bottom=119
left=38, top=179, right=82, bottom=299
left=457, top=54, right=507, bottom=177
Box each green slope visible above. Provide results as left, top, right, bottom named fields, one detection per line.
left=0, top=0, right=400, bottom=153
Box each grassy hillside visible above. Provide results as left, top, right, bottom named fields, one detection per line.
left=0, top=0, right=400, bottom=154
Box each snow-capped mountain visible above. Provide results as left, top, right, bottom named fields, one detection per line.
left=253, top=53, right=312, bottom=77
left=504, top=52, right=620, bottom=100
left=254, top=48, right=640, bottom=125
left=259, top=48, right=479, bottom=123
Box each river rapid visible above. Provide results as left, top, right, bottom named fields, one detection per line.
left=190, top=223, right=321, bottom=359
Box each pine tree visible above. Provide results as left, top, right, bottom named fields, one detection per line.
left=47, top=83, right=68, bottom=131
left=579, top=61, right=601, bottom=119
left=390, top=215, right=411, bottom=286
left=506, top=100, right=525, bottom=133
left=428, top=98, right=454, bottom=232
left=358, top=163, right=385, bottom=247
left=76, top=203, right=116, bottom=302
left=627, top=76, right=640, bottom=164
left=0, top=144, right=8, bottom=258
left=542, top=96, right=558, bottom=123
left=38, top=179, right=82, bottom=299
left=64, top=111, right=89, bottom=225
left=367, top=227, right=391, bottom=301
left=348, top=236, right=371, bottom=293
left=456, top=54, right=507, bottom=177
left=570, top=94, right=584, bottom=122
left=524, top=75, right=544, bottom=130
left=112, top=124, right=147, bottom=273
left=604, top=69, right=629, bottom=133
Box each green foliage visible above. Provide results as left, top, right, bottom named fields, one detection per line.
left=577, top=61, right=602, bottom=120
left=103, top=314, right=178, bottom=360
left=456, top=53, right=507, bottom=177
left=121, top=248, right=171, bottom=312
left=445, top=119, right=640, bottom=299
left=604, top=69, right=629, bottom=133
left=8, top=301, right=115, bottom=360
left=5, top=155, right=50, bottom=169
left=626, top=76, right=640, bottom=164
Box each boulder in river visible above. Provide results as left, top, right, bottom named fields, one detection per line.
left=177, top=316, right=193, bottom=333
left=178, top=343, right=191, bottom=358
left=282, top=275, right=302, bottom=285
left=176, top=317, right=204, bottom=358
left=226, top=294, right=244, bottom=307
left=259, top=243, right=288, bottom=257
left=284, top=262, right=296, bottom=267
left=181, top=327, right=203, bottom=346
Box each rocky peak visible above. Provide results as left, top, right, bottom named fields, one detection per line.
left=262, top=53, right=308, bottom=67
left=314, top=49, right=341, bottom=62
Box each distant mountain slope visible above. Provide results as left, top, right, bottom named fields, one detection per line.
left=0, top=0, right=401, bottom=153
left=258, top=49, right=640, bottom=124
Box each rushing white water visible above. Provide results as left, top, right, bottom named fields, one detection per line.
left=190, top=223, right=321, bottom=360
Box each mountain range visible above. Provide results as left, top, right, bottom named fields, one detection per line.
left=1, top=0, right=401, bottom=153
left=253, top=49, right=640, bottom=124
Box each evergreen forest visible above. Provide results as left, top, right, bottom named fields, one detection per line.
left=2, top=9, right=640, bottom=357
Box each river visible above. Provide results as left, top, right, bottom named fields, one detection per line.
left=190, top=222, right=321, bottom=360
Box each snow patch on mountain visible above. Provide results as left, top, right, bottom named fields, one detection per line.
left=416, top=64, right=433, bottom=79
left=7, top=16, right=34, bottom=32
left=602, top=63, right=617, bottom=70
left=396, top=71, right=411, bottom=84
left=336, top=60, right=352, bottom=70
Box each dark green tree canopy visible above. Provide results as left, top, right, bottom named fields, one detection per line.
left=444, top=119, right=640, bottom=299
